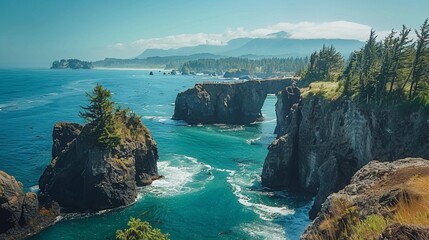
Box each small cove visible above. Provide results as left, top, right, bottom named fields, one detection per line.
left=0, top=69, right=312, bottom=240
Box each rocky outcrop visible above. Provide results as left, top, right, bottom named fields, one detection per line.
left=172, top=79, right=294, bottom=124
left=39, top=121, right=160, bottom=212
left=0, top=171, right=59, bottom=240
left=380, top=223, right=429, bottom=240
left=301, top=158, right=429, bottom=240
left=261, top=86, right=429, bottom=219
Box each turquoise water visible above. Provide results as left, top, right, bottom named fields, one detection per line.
left=0, top=69, right=312, bottom=240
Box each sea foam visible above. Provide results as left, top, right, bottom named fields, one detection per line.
left=227, top=165, right=294, bottom=221
left=142, top=154, right=213, bottom=197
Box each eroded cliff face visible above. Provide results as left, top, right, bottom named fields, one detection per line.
left=262, top=86, right=429, bottom=219
left=0, top=171, right=59, bottom=240
left=39, top=121, right=160, bottom=212
left=172, top=79, right=293, bottom=124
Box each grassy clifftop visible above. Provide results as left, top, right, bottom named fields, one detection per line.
left=302, top=158, right=429, bottom=240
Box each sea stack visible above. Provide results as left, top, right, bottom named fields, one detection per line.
left=39, top=119, right=160, bottom=212
left=39, top=85, right=161, bottom=212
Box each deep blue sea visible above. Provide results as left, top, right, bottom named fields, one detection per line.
left=0, top=69, right=312, bottom=240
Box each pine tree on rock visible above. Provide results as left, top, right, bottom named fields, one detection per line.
left=80, top=84, right=121, bottom=148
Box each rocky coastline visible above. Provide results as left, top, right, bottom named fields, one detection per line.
left=261, top=85, right=429, bottom=220
left=301, top=158, right=429, bottom=239
left=0, top=171, right=59, bottom=240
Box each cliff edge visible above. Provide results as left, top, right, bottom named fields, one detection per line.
left=302, top=158, right=429, bottom=239
left=262, top=84, right=429, bottom=219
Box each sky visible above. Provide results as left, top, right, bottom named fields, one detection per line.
left=0, top=0, right=428, bottom=67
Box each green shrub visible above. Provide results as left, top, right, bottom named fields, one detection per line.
left=116, top=217, right=169, bottom=240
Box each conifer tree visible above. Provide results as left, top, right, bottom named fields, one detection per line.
left=80, top=84, right=121, bottom=148
left=408, top=19, right=429, bottom=99
left=300, top=45, right=344, bottom=86
left=389, top=25, right=413, bottom=96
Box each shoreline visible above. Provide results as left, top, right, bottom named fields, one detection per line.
left=93, top=67, right=171, bottom=71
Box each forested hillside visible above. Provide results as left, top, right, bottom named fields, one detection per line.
left=300, top=19, right=429, bottom=106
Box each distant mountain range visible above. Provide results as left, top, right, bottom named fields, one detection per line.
left=137, top=34, right=364, bottom=59
left=91, top=33, right=365, bottom=70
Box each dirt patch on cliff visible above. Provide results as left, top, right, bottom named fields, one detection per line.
left=376, top=166, right=429, bottom=189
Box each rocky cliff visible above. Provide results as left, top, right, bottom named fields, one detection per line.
left=301, top=158, right=429, bottom=240
left=39, top=120, right=160, bottom=212
left=261, top=85, right=429, bottom=219
left=172, top=79, right=294, bottom=124
left=0, top=171, right=59, bottom=240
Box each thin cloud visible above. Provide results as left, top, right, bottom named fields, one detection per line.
left=109, top=20, right=390, bottom=55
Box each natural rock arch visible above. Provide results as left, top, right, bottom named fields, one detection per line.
left=172, top=78, right=295, bottom=124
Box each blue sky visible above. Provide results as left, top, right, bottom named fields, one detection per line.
left=0, top=0, right=428, bottom=67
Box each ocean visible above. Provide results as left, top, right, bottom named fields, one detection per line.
left=0, top=69, right=312, bottom=240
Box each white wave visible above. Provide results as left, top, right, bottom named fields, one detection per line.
left=143, top=155, right=213, bottom=197
left=142, top=115, right=158, bottom=120
left=214, top=168, right=236, bottom=175
left=43, top=92, right=59, bottom=96
left=0, top=80, right=94, bottom=112
left=241, top=223, right=287, bottom=240
left=142, top=116, right=187, bottom=126
left=227, top=167, right=294, bottom=221
left=29, top=185, right=39, bottom=192
left=158, top=118, right=188, bottom=126
left=55, top=216, right=64, bottom=223
left=246, top=137, right=261, bottom=145
left=218, top=125, right=245, bottom=132
left=263, top=118, right=277, bottom=123
left=154, top=110, right=167, bottom=115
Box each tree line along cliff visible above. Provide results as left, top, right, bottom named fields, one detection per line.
left=299, top=19, right=429, bottom=107
left=261, top=18, right=429, bottom=225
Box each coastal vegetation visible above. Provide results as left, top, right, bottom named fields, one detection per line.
left=300, top=19, right=429, bottom=106
left=179, top=57, right=308, bottom=76
left=80, top=84, right=122, bottom=148
left=299, top=45, right=344, bottom=86
left=79, top=84, right=147, bottom=148
left=116, top=218, right=169, bottom=240
left=305, top=159, right=429, bottom=240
